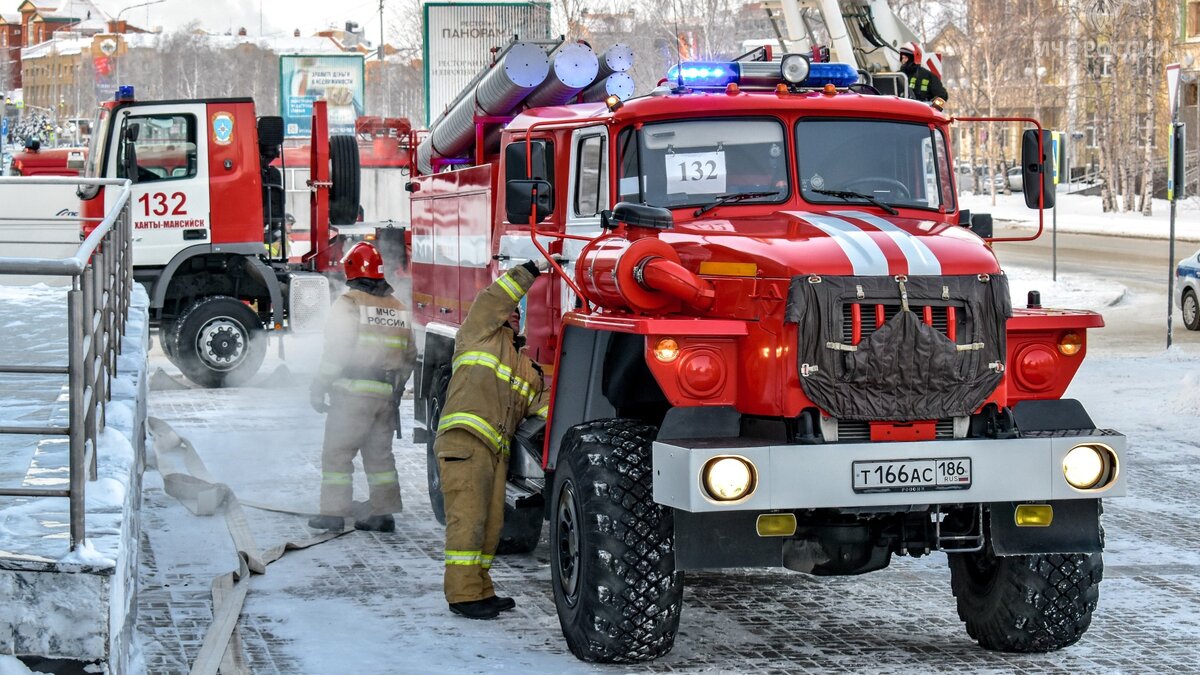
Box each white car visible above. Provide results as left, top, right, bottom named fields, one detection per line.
left=1176, top=249, right=1200, bottom=331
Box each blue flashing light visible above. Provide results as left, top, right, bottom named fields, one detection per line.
left=667, top=61, right=740, bottom=89
left=115, top=85, right=135, bottom=102
left=802, top=63, right=858, bottom=88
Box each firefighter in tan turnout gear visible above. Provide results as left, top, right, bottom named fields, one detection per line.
left=309, top=242, right=416, bottom=533
left=437, top=260, right=550, bottom=619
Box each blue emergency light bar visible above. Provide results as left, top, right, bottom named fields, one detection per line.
left=115, top=85, right=135, bottom=101
left=666, top=60, right=858, bottom=90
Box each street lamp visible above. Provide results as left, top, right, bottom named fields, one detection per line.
left=113, top=0, right=166, bottom=85
left=115, top=0, right=165, bottom=23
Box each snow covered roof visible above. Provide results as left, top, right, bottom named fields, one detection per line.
left=0, top=13, right=19, bottom=24
left=20, top=32, right=350, bottom=60
left=31, top=0, right=109, bottom=22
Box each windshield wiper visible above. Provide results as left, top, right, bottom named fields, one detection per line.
left=810, top=188, right=899, bottom=216
left=693, top=191, right=780, bottom=217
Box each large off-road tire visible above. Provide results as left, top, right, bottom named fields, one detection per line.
left=550, top=419, right=683, bottom=663
left=1183, top=289, right=1200, bottom=331
left=158, top=318, right=179, bottom=364
left=329, top=134, right=360, bottom=226
left=948, top=546, right=1102, bottom=652
left=171, top=296, right=266, bottom=388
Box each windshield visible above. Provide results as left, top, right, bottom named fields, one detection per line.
left=796, top=119, right=954, bottom=212
left=84, top=107, right=110, bottom=178
left=617, top=118, right=789, bottom=209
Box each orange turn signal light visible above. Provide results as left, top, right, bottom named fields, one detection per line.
left=1058, top=332, right=1082, bottom=356
left=653, top=337, right=680, bottom=363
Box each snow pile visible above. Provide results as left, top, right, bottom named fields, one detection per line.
left=1169, top=370, right=1200, bottom=415
left=58, top=539, right=116, bottom=568
left=1004, top=264, right=1127, bottom=311
left=960, top=191, right=1200, bottom=241
left=0, top=656, right=49, bottom=675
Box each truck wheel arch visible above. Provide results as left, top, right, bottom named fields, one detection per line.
left=151, top=244, right=283, bottom=327
left=545, top=325, right=668, bottom=470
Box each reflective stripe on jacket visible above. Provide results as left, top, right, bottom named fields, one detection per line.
left=436, top=266, right=550, bottom=455
left=316, top=288, right=416, bottom=399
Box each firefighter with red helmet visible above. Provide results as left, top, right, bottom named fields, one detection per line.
left=899, top=42, right=948, bottom=103
left=437, top=260, right=551, bottom=619
left=309, top=241, right=416, bottom=532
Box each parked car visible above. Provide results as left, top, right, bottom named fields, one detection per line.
left=987, top=166, right=1023, bottom=192
left=1176, top=249, right=1200, bottom=331
left=1005, top=166, right=1023, bottom=192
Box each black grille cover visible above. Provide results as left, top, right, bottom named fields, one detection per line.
left=785, top=274, right=1012, bottom=421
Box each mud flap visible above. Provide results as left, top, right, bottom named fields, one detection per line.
left=989, top=499, right=1103, bottom=555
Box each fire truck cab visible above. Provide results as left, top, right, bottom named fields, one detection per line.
left=410, top=51, right=1124, bottom=663
left=79, top=88, right=363, bottom=386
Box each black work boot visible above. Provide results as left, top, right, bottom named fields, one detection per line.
left=354, top=514, right=395, bottom=532
left=449, top=599, right=501, bottom=620
left=482, top=595, right=516, bottom=612
left=307, top=515, right=344, bottom=531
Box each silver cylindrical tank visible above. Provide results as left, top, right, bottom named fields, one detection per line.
left=416, top=137, right=435, bottom=175
left=595, top=43, right=634, bottom=80
left=426, top=42, right=550, bottom=165
left=523, top=43, right=600, bottom=108
left=580, top=72, right=636, bottom=103
left=474, top=42, right=551, bottom=115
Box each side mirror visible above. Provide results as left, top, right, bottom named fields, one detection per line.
left=1021, top=129, right=1055, bottom=210
left=612, top=202, right=673, bottom=229
left=118, top=122, right=140, bottom=185
left=968, top=213, right=993, bottom=238
left=506, top=179, right=553, bottom=224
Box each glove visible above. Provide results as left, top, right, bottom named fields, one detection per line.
left=309, top=387, right=329, bottom=414
left=522, top=256, right=564, bottom=276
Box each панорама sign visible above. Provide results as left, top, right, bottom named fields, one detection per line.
left=422, top=2, right=551, bottom=126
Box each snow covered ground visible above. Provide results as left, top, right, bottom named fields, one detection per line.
left=960, top=191, right=1200, bottom=241
left=116, top=263, right=1198, bottom=674
left=4, top=255, right=1200, bottom=673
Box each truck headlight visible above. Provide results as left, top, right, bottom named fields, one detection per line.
left=702, top=456, right=756, bottom=501
left=1063, top=443, right=1117, bottom=490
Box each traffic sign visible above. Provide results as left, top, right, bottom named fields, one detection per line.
left=1, top=118, right=7, bottom=139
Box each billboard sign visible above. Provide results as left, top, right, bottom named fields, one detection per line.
left=280, top=54, right=365, bottom=138
left=422, top=2, right=551, bottom=125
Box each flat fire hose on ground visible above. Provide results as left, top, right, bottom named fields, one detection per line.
left=147, top=417, right=353, bottom=675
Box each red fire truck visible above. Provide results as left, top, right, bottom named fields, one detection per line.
left=409, top=45, right=1126, bottom=662
left=78, top=88, right=378, bottom=386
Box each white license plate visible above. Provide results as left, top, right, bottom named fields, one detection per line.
left=852, top=458, right=972, bottom=494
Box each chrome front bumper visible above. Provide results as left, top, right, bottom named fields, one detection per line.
left=652, top=430, right=1126, bottom=512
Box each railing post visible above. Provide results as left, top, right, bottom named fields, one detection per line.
left=67, top=282, right=85, bottom=551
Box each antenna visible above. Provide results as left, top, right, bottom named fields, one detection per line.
left=671, top=0, right=683, bottom=88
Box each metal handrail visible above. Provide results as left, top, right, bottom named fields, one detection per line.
left=0, top=177, right=134, bottom=552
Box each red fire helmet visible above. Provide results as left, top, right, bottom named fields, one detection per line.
left=343, top=241, right=385, bottom=280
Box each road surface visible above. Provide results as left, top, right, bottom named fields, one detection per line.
left=993, top=226, right=1196, bottom=352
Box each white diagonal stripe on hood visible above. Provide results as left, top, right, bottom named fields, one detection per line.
left=831, top=210, right=943, bottom=276
left=792, top=212, right=890, bottom=276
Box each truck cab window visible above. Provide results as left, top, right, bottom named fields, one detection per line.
left=574, top=135, right=607, bottom=217
left=796, top=119, right=950, bottom=211
left=117, top=114, right=198, bottom=183
left=617, top=119, right=788, bottom=209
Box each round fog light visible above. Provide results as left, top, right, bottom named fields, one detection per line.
left=702, top=456, right=756, bottom=501
left=1063, top=444, right=1106, bottom=489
